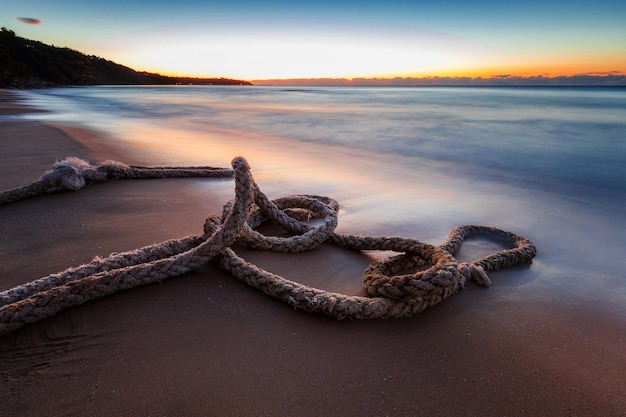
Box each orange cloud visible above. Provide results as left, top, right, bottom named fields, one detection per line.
left=17, top=17, right=42, bottom=25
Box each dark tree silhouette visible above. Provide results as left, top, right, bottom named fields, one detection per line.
left=0, top=28, right=251, bottom=88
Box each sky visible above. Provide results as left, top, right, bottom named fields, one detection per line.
left=3, top=0, right=626, bottom=81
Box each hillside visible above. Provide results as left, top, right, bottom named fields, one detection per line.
left=0, top=28, right=251, bottom=88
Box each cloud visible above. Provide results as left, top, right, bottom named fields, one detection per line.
left=17, top=17, right=42, bottom=25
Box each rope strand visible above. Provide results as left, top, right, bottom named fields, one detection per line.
left=0, top=156, right=232, bottom=205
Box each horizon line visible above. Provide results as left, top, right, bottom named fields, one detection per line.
left=247, top=73, right=626, bottom=86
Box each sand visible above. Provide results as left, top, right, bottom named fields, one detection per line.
left=1, top=89, right=624, bottom=417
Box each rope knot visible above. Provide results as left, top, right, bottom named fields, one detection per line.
left=96, top=160, right=132, bottom=179
left=458, top=262, right=491, bottom=287
left=39, top=157, right=91, bottom=191
left=38, top=157, right=128, bottom=192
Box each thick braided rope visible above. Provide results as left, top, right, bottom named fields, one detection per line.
left=0, top=157, right=250, bottom=335
left=0, top=156, right=537, bottom=335
left=214, top=185, right=536, bottom=318
left=0, top=156, right=233, bottom=205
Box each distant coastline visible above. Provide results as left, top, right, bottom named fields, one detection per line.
left=251, top=74, right=626, bottom=87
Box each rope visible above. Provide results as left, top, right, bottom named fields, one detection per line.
left=0, top=156, right=233, bottom=205
left=0, top=156, right=537, bottom=335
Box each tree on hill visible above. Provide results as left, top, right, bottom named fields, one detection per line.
left=0, top=28, right=251, bottom=88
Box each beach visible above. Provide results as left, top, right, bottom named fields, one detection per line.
left=1, top=88, right=625, bottom=416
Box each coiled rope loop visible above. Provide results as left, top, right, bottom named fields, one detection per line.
left=0, top=156, right=536, bottom=335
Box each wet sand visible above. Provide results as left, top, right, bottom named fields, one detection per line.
left=0, top=89, right=624, bottom=417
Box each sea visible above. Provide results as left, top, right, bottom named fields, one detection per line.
left=10, top=85, right=626, bottom=321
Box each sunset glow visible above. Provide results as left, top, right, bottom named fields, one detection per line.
left=3, top=0, right=625, bottom=82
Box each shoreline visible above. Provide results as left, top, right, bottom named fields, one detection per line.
left=1, top=89, right=624, bottom=417
left=0, top=89, right=48, bottom=116
left=0, top=89, right=134, bottom=189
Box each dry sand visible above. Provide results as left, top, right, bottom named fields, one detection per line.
left=0, top=89, right=624, bottom=417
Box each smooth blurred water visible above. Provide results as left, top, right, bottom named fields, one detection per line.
left=16, top=86, right=626, bottom=197
left=12, top=85, right=626, bottom=319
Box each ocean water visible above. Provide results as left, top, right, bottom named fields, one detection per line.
left=11, top=85, right=626, bottom=320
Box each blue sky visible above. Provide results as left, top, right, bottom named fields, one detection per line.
left=3, top=0, right=626, bottom=80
